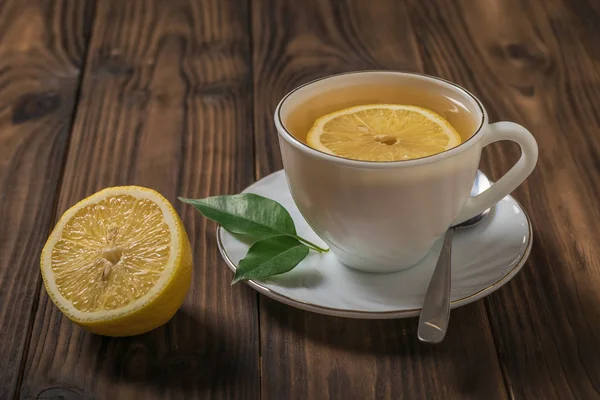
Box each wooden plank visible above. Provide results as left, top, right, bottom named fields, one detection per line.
left=0, top=1, right=94, bottom=398
left=251, top=0, right=508, bottom=398
left=19, top=0, right=259, bottom=398
left=407, top=0, right=600, bottom=398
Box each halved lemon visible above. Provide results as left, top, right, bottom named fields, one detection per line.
left=306, top=104, right=462, bottom=161
left=40, top=186, right=192, bottom=336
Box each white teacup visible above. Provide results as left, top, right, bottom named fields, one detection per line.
left=274, top=71, right=538, bottom=273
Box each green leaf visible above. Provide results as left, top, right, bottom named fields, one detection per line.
left=232, top=235, right=309, bottom=284
left=179, top=194, right=296, bottom=239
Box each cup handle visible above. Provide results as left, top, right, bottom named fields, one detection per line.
left=455, top=122, right=539, bottom=224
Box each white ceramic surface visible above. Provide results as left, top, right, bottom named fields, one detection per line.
left=274, top=71, right=538, bottom=272
left=217, top=170, right=532, bottom=319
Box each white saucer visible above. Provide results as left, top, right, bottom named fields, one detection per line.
left=217, top=170, right=532, bottom=319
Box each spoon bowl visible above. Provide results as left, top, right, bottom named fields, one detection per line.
left=454, top=171, right=491, bottom=229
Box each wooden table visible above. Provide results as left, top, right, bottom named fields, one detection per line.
left=1, top=0, right=599, bottom=398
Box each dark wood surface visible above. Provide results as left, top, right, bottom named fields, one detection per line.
left=1, top=0, right=599, bottom=398
left=0, top=1, right=94, bottom=398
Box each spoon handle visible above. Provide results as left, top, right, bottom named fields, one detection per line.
left=418, top=228, right=454, bottom=343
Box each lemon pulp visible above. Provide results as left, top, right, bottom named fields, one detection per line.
left=306, top=104, right=462, bottom=161
left=41, top=186, right=192, bottom=336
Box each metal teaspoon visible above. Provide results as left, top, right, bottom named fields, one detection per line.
left=417, top=171, right=492, bottom=344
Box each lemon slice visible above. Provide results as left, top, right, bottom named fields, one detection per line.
left=306, top=104, right=462, bottom=161
left=40, top=186, right=192, bottom=336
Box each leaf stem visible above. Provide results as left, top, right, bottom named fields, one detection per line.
left=293, top=235, right=329, bottom=253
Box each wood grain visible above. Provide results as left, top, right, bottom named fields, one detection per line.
left=2, top=0, right=599, bottom=398
left=0, top=1, right=94, bottom=398
left=251, top=0, right=508, bottom=398
left=19, top=0, right=259, bottom=398
left=407, top=0, right=600, bottom=398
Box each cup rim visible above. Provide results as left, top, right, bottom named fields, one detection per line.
left=274, top=70, right=488, bottom=168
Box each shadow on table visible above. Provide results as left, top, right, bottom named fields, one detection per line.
left=262, top=296, right=493, bottom=355
left=90, top=306, right=255, bottom=397
left=261, top=297, right=504, bottom=397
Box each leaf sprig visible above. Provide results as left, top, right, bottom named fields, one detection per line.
left=179, top=194, right=328, bottom=283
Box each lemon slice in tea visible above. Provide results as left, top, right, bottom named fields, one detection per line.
left=306, top=104, right=462, bottom=161
left=40, top=186, right=192, bottom=336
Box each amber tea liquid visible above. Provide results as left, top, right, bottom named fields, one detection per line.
left=283, top=81, right=478, bottom=145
